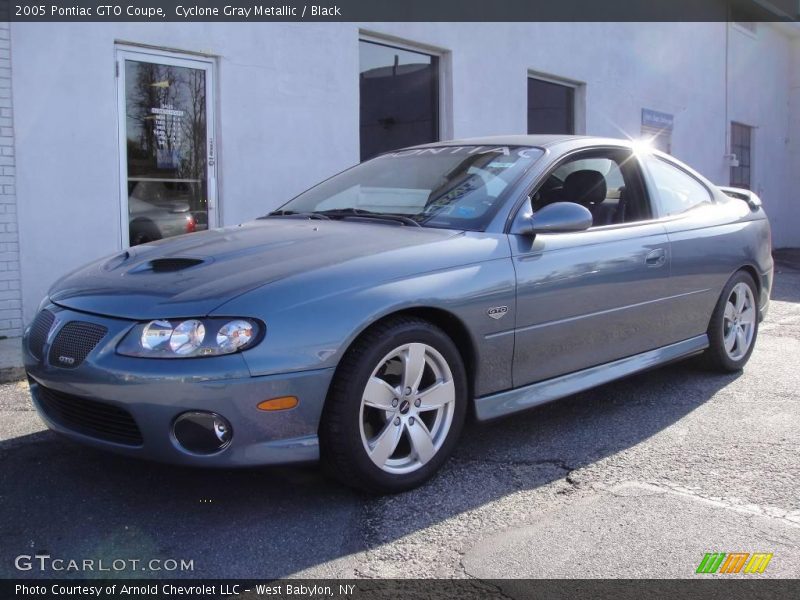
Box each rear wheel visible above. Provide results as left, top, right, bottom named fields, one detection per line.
left=129, top=219, right=161, bottom=246
left=703, top=271, right=759, bottom=372
left=320, top=317, right=467, bottom=494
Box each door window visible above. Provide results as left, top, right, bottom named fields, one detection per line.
left=118, top=50, right=215, bottom=246
left=531, top=150, right=652, bottom=226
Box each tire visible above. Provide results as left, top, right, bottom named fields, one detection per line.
left=703, top=270, right=759, bottom=372
left=129, top=220, right=162, bottom=246
left=320, top=316, right=468, bottom=494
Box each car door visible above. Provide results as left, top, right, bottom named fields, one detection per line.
left=509, top=147, right=674, bottom=387
left=639, top=153, right=750, bottom=344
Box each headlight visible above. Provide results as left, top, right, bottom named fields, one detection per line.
left=118, top=317, right=262, bottom=358
left=141, top=319, right=172, bottom=350
left=170, top=319, right=206, bottom=355
left=216, top=319, right=256, bottom=353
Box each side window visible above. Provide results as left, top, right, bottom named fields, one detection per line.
left=644, top=156, right=712, bottom=216
left=531, top=150, right=651, bottom=226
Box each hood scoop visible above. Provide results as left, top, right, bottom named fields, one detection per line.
left=145, top=257, right=205, bottom=273
left=102, top=251, right=131, bottom=271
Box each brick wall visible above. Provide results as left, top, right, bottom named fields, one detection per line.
left=0, top=23, right=22, bottom=337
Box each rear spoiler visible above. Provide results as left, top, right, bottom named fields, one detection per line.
left=718, top=186, right=762, bottom=211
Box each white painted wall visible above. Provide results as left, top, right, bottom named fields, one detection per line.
left=787, top=36, right=800, bottom=247
left=728, top=22, right=795, bottom=248
left=9, top=21, right=800, bottom=326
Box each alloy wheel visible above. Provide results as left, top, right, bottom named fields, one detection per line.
left=358, top=342, right=456, bottom=474
left=723, top=282, right=756, bottom=360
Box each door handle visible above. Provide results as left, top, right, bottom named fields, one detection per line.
left=645, top=248, right=667, bottom=267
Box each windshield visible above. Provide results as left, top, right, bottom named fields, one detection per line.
left=274, top=145, right=544, bottom=230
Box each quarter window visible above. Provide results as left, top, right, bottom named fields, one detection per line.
left=359, top=40, right=439, bottom=161
left=644, top=156, right=712, bottom=216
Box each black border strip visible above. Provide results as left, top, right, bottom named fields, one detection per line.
left=3, top=0, right=798, bottom=23
left=3, top=579, right=800, bottom=600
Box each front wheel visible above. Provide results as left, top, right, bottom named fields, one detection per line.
left=703, top=270, right=759, bottom=372
left=320, top=317, right=467, bottom=494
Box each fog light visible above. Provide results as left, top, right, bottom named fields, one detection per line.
left=173, top=411, right=232, bottom=454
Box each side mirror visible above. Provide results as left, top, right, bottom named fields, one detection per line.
left=512, top=202, right=593, bottom=235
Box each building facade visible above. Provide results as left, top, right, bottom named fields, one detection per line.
left=6, top=21, right=800, bottom=335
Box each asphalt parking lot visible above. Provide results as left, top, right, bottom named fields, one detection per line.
left=1, top=262, right=799, bottom=580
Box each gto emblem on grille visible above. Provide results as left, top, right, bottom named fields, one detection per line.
left=57, top=355, right=75, bottom=365
left=487, top=306, right=509, bottom=320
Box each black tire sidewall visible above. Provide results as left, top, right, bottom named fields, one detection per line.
left=322, top=319, right=467, bottom=493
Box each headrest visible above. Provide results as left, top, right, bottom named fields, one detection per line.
left=563, top=170, right=607, bottom=207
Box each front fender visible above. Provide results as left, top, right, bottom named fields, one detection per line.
left=215, top=253, right=516, bottom=397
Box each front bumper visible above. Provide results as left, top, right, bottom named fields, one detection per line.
left=23, top=304, right=334, bottom=467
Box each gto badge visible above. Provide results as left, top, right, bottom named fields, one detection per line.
left=487, top=306, right=509, bottom=320
left=57, top=355, right=75, bottom=365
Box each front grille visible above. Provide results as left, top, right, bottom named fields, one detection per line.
left=48, top=321, right=108, bottom=368
left=28, top=310, right=55, bottom=360
left=37, top=385, right=143, bottom=446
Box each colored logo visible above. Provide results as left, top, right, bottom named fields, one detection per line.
left=696, top=552, right=773, bottom=574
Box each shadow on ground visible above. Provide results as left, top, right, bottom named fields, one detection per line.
left=0, top=361, right=739, bottom=579
left=772, top=248, right=800, bottom=302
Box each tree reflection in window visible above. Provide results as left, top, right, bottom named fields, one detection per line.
left=124, top=61, right=208, bottom=245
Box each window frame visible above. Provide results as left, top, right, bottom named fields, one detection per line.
left=507, top=145, right=657, bottom=233
left=357, top=34, right=451, bottom=161
left=114, top=44, right=218, bottom=250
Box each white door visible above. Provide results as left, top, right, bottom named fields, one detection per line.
left=116, top=47, right=217, bottom=247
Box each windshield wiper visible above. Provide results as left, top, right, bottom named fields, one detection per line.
left=261, top=210, right=331, bottom=220
left=316, top=208, right=422, bottom=227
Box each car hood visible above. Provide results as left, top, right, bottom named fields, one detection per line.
left=49, top=219, right=464, bottom=320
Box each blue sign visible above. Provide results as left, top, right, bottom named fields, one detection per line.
left=641, top=108, right=674, bottom=131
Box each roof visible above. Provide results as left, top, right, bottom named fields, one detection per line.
left=410, top=134, right=634, bottom=149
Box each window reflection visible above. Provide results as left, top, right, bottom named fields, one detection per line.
left=125, top=61, right=208, bottom=245
left=359, top=41, right=439, bottom=161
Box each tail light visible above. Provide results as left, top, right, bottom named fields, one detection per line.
left=185, top=215, right=196, bottom=233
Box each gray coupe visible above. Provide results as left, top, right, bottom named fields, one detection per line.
left=23, top=135, right=773, bottom=493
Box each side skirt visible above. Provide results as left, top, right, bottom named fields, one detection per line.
left=474, top=334, right=709, bottom=421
